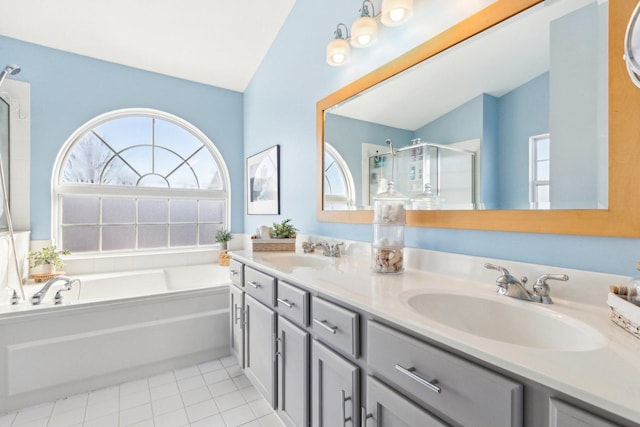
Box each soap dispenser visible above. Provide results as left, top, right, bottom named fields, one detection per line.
left=372, top=180, right=408, bottom=273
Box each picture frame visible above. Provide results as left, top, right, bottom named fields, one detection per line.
left=247, top=145, right=280, bottom=215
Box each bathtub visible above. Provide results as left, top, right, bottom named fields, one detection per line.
left=0, top=264, right=231, bottom=412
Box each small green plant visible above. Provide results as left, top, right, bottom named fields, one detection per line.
left=215, top=228, right=233, bottom=243
left=28, top=245, right=71, bottom=269
left=271, top=219, right=297, bottom=239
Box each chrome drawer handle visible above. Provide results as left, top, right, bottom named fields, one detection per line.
left=313, top=318, right=338, bottom=334
left=361, top=407, right=373, bottom=427
left=395, top=364, right=441, bottom=394
left=234, top=305, right=242, bottom=325
left=247, top=281, right=261, bottom=288
left=230, top=270, right=239, bottom=276
left=277, top=298, right=294, bottom=308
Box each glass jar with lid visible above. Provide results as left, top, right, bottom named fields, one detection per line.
left=372, top=181, right=408, bottom=273
left=411, top=183, right=443, bottom=210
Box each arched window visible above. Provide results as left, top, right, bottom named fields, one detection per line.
left=324, top=143, right=356, bottom=210
left=52, top=109, right=230, bottom=253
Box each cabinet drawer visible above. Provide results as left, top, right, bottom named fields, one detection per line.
left=368, top=321, right=522, bottom=427
left=244, top=266, right=276, bottom=306
left=277, top=280, right=309, bottom=327
left=312, top=297, right=359, bottom=358
left=229, top=259, right=244, bottom=288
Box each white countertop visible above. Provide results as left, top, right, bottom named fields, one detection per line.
left=231, top=249, right=640, bottom=424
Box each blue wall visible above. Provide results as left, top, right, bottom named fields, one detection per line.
left=0, top=36, right=245, bottom=239
left=244, top=0, right=640, bottom=276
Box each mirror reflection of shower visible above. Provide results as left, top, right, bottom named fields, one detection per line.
left=0, top=63, right=26, bottom=302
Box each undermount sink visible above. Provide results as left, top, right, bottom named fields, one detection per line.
left=259, top=253, right=330, bottom=269
left=406, top=293, right=605, bottom=351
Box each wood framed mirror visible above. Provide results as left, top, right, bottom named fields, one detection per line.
left=317, top=0, right=640, bottom=238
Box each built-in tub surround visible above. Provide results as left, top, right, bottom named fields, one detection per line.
left=232, top=239, right=640, bottom=424
left=0, top=264, right=231, bottom=412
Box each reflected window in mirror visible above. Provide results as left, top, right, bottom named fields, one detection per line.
left=324, top=143, right=356, bottom=210
left=529, top=133, right=550, bottom=210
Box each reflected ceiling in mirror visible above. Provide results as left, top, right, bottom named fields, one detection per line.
left=322, top=0, right=608, bottom=212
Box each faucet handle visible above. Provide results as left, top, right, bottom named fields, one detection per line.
left=533, top=274, right=568, bottom=304
left=484, top=263, right=510, bottom=276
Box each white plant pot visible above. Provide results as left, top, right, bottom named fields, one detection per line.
left=40, top=264, right=56, bottom=275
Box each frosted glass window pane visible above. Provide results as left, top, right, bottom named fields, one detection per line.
left=62, top=226, right=99, bottom=252
left=62, top=197, right=99, bottom=224
left=102, top=225, right=135, bottom=251
left=199, top=223, right=218, bottom=245
left=138, top=199, right=168, bottom=223
left=139, top=225, right=168, bottom=248
left=537, top=160, right=549, bottom=181
left=170, top=200, right=197, bottom=222
left=102, top=198, right=135, bottom=223
left=537, top=185, right=550, bottom=202
left=170, top=224, right=197, bottom=247
left=199, top=200, right=224, bottom=222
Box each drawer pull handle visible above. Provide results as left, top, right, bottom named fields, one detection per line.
left=277, top=298, right=294, bottom=308
left=395, top=364, right=441, bottom=394
left=361, top=407, right=373, bottom=427
left=230, top=270, right=239, bottom=276
left=247, top=281, right=261, bottom=288
left=313, top=318, right=338, bottom=334
left=341, top=390, right=352, bottom=426
left=234, top=305, right=243, bottom=325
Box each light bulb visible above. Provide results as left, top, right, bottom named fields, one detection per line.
left=357, top=34, right=371, bottom=45
left=332, top=53, right=345, bottom=64
left=389, top=8, right=405, bottom=22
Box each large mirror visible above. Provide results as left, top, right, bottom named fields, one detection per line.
left=317, top=0, right=640, bottom=237
left=323, top=0, right=607, bottom=212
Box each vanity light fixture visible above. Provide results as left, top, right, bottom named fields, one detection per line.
left=381, top=0, right=414, bottom=27
left=351, top=1, right=378, bottom=48
left=327, top=23, right=351, bottom=66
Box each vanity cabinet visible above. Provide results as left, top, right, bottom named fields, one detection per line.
left=277, top=316, right=310, bottom=427
left=244, top=294, right=277, bottom=407
left=364, top=375, right=448, bottom=427
left=549, top=399, right=619, bottom=427
left=311, top=339, right=359, bottom=427
left=368, top=321, right=523, bottom=426
left=229, top=284, right=244, bottom=368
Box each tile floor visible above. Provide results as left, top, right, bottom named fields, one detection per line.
left=0, top=356, right=284, bottom=427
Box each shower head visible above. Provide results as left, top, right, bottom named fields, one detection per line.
left=0, top=64, right=21, bottom=88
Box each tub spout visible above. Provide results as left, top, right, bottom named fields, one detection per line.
left=31, top=276, right=78, bottom=305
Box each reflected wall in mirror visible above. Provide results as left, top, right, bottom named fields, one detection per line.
left=323, top=0, right=608, bottom=212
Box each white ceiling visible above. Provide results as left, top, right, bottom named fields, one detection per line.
left=330, top=0, right=596, bottom=131
left=0, top=0, right=296, bottom=92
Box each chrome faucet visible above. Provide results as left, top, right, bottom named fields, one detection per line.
left=318, top=241, right=344, bottom=257
left=484, top=263, right=568, bottom=304
left=302, top=241, right=318, bottom=253
left=31, top=276, right=81, bottom=305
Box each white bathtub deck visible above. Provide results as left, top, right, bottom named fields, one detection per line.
left=0, top=356, right=284, bottom=427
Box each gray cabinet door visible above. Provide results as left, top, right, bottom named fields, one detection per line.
left=278, top=316, right=310, bottom=427
left=229, top=284, right=244, bottom=368
left=245, top=294, right=277, bottom=408
left=311, top=340, right=359, bottom=427
left=549, top=399, right=618, bottom=427
left=365, top=376, right=448, bottom=427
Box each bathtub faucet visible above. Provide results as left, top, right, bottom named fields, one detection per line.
left=31, top=276, right=80, bottom=305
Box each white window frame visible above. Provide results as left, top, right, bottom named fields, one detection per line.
left=529, top=133, right=550, bottom=210
left=51, top=108, right=231, bottom=253
left=324, top=142, right=356, bottom=210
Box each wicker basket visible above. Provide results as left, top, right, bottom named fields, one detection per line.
left=607, top=292, right=640, bottom=340
left=252, top=238, right=296, bottom=252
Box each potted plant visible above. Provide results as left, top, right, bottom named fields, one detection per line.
left=215, top=228, right=233, bottom=251
left=28, top=245, right=71, bottom=274
left=253, top=219, right=298, bottom=252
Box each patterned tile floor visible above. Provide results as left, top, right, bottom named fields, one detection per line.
left=0, top=356, right=284, bottom=427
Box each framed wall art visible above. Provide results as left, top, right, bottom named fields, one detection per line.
left=246, top=145, right=280, bottom=215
